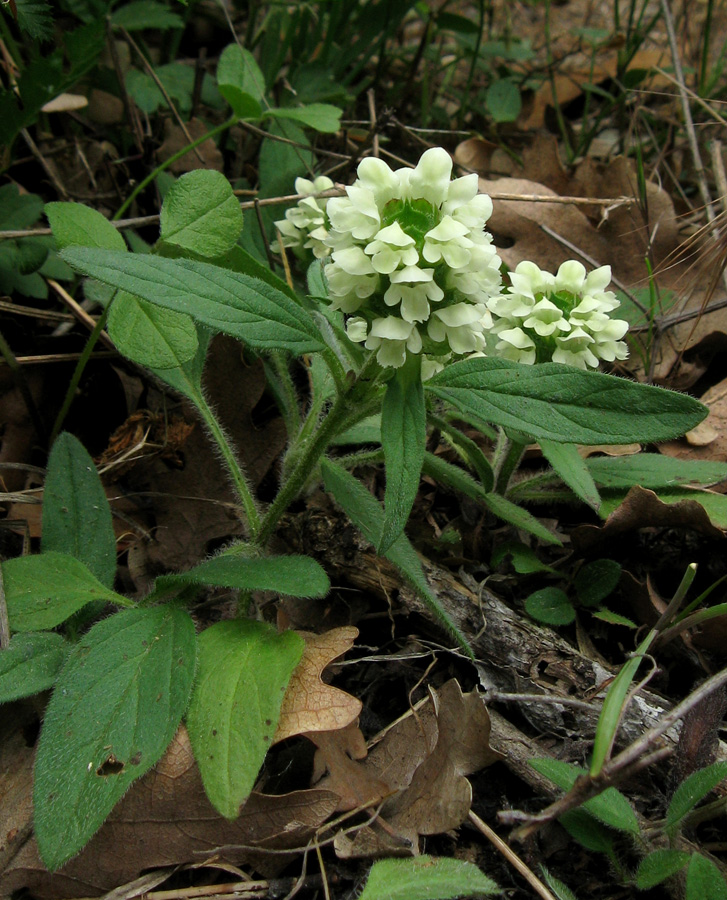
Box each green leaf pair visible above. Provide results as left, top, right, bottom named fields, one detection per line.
left=217, top=44, right=342, bottom=132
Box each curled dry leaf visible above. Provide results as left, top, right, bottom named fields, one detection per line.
left=274, top=626, right=362, bottom=742
left=0, top=728, right=339, bottom=900
left=333, top=680, right=502, bottom=858
left=307, top=721, right=391, bottom=812
left=572, top=485, right=727, bottom=555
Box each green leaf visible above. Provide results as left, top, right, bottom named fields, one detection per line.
left=636, top=849, right=691, bottom=890
left=186, top=620, right=303, bottom=818
left=0, top=632, right=70, bottom=702
left=0, top=184, right=43, bottom=229
left=528, top=758, right=640, bottom=834
left=525, top=587, right=574, bottom=625
left=540, top=440, right=601, bottom=512
left=152, top=553, right=330, bottom=600
left=427, top=358, right=707, bottom=445
left=11, top=0, right=54, bottom=41
left=592, top=609, right=636, bottom=627
left=45, top=202, right=127, bottom=253
left=485, top=79, right=522, bottom=122
left=491, top=541, right=555, bottom=574
left=379, top=358, right=426, bottom=554
left=587, top=454, right=727, bottom=489
left=422, top=454, right=560, bottom=544
left=266, top=103, right=342, bottom=133
left=560, top=809, right=615, bottom=855
left=108, top=292, right=198, bottom=369
left=150, top=325, right=210, bottom=403
left=686, top=854, right=727, bottom=900
left=110, top=0, right=184, bottom=30
left=590, top=629, right=656, bottom=776
left=4, top=552, right=130, bottom=632
left=159, top=170, right=243, bottom=258
left=481, top=491, right=562, bottom=545
left=217, top=44, right=264, bottom=119
left=666, top=761, right=727, bottom=836
left=320, top=459, right=473, bottom=659
left=61, top=248, right=325, bottom=355
left=574, top=559, right=621, bottom=607
left=42, top=433, right=117, bottom=588
left=33, top=606, right=196, bottom=870
left=358, top=856, right=499, bottom=900
left=539, top=868, right=579, bottom=900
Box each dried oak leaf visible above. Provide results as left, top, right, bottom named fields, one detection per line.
left=334, top=680, right=502, bottom=859
left=274, top=626, right=362, bottom=742
left=0, top=728, right=338, bottom=900
left=307, top=721, right=390, bottom=812
left=572, top=485, right=726, bottom=555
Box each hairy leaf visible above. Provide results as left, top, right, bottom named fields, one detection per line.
left=358, top=856, right=499, bottom=900
left=108, top=292, right=198, bottom=369
left=186, top=620, right=303, bottom=817
left=159, top=170, right=243, bottom=258
left=427, top=358, right=707, bottom=444
left=379, top=357, right=426, bottom=554
left=42, top=432, right=117, bottom=588
left=62, top=248, right=325, bottom=354
left=0, top=632, right=69, bottom=702
left=33, top=606, right=196, bottom=870
left=46, top=202, right=127, bottom=252
left=4, top=552, right=130, bottom=632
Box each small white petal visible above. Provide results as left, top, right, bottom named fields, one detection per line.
left=408, top=147, right=453, bottom=206
left=346, top=317, right=368, bottom=342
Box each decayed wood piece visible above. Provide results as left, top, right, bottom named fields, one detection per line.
left=282, top=501, right=727, bottom=764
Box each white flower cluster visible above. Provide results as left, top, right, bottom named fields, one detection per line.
left=275, top=149, right=629, bottom=373
left=276, top=148, right=502, bottom=370
left=275, top=175, right=334, bottom=259
left=487, top=260, right=629, bottom=369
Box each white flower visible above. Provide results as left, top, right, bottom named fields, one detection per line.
left=523, top=299, right=570, bottom=337
left=428, top=303, right=489, bottom=354
left=346, top=316, right=369, bottom=343
left=278, top=147, right=504, bottom=369
left=274, top=175, right=334, bottom=258
left=365, top=223, right=419, bottom=274
left=495, top=327, right=537, bottom=365
left=365, top=316, right=423, bottom=368
left=407, top=147, right=453, bottom=206
left=327, top=186, right=381, bottom=242
left=385, top=266, right=443, bottom=323
left=422, top=216, right=473, bottom=268
left=487, top=260, right=629, bottom=369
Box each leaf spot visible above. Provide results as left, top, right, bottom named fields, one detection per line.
left=96, top=755, right=125, bottom=776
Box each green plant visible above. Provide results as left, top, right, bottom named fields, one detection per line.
left=525, top=565, right=727, bottom=897
left=1, top=142, right=715, bottom=873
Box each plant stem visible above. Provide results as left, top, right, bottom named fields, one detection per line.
left=113, top=115, right=238, bottom=220
left=492, top=429, right=527, bottom=495
left=192, top=386, right=262, bottom=541
left=49, top=308, right=110, bottom=445
left=256, top=356, right=380, bottom=546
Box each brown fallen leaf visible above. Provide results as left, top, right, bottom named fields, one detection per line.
left=0, top=727, right=339, bottom=900
left=156, top=118, right=224, bottom=173
left=307, top=721, right=390, bottom=812
left=275, top=626, right=362, bottom=742
left=660, top=377, right=727, bottom=463
left=334, top=680, right=502, bottom=858
left=571, top=485, right=727, bottom=555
